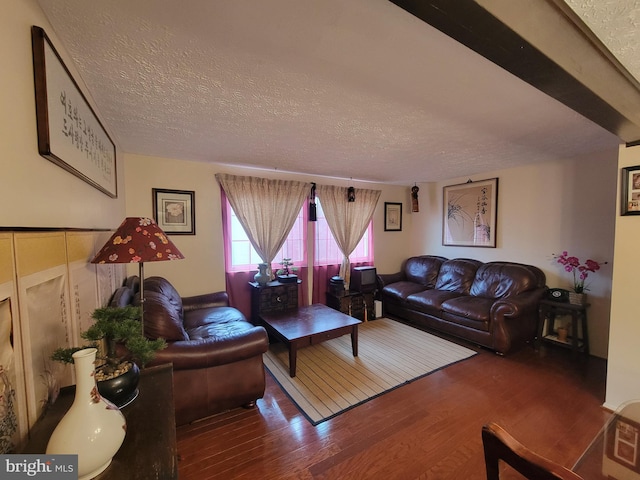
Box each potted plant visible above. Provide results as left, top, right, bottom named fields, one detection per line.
left=276, top=258, right=298, bottom=283
left=552, top=251, right=607, bottom=305
left=51, top=305, right=166, bottom=407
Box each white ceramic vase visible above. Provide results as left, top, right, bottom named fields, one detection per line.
left=46, top=348, right=126, bottom=480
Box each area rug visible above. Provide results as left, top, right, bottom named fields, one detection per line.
left=263, top=318, right=478, bottom=425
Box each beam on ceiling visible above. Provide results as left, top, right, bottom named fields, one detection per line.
left=389, top=0, right=640, bottom=144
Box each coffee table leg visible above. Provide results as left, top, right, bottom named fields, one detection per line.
left=351, top=325, right=358, bottom=357
left=289, top=343, right=297, bottom=377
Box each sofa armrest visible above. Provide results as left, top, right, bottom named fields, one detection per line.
left=182, top=291, right=230, bottom=311
left=147, top=325, right=268, bottom=370
left=377, top=272, right=404, bottom=289
left=490, top=289, right=546, bottom=354
left=491, top=289, right=546, bottom=319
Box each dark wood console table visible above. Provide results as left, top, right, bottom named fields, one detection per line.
left=250, top=279, right=301, bottom=324
left=23, top=363, right=178, bottom=479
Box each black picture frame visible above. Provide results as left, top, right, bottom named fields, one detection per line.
left=31, top=26, right=117, bottom=198
left=152, top=189, right=196, bottom=235
left=442, top=178, right=498, bottom=247
left=621, top=166, right=640, bottom=216
left=384, top=202, right=402, bottom=231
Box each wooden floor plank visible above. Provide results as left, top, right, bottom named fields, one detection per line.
left=176, top=335, right=608, bottom=479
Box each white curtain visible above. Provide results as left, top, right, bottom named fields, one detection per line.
left=316, top=185, right=381, bottom=284
left=215, top=173, right=311, bottom=277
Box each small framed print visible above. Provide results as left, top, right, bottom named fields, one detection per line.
left=606, top=418, right=640, bottom=473
left=621, top=166, right=640, bottom=215
left=384, top=202, right=403, bottom=231
left=152, top=188, right=195, bottom=235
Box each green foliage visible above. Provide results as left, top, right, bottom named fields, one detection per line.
left=50, top=346, right=91, bottom=365
left=51, top=305, right=166, bottom=371
left=125, top=336, right=166, bottom=368
left=276, top=257, right=298, bottom=276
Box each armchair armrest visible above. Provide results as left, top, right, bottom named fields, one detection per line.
left=148, top=325, right=268, bottom=370
left=182, top=291, right=230, bottom=311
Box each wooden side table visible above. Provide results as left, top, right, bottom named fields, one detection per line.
left=326, top=290, right=365, bottom=320
left=22, top=363, right=178, bottom=479
left=537, top=299, right=590, bottom=356
left=250, top=279, right=300, bottom=324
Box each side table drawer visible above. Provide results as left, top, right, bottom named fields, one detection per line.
left=258, top=285, right=291, bottom=311
left=311, top=327, right=351, bottom=345
left=250, top=280, right=300, bottom=323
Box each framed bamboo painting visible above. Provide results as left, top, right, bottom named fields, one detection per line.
left=443, top=178, right=498, bottom=247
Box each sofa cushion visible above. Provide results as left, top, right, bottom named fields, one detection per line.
left=435, top=258, right=482, bottom=293
left=186, top=313, right=255, bottom=342
left=470, top=262, right=542, bottom=299
left=382, top=281, right=431, bottom=302
left=440, top=296, right=494, bottom=331
left=142, top=290, right=189, bottom=341
left=109, top=286, right=134, bottom=308
left=184, top=306, right=247, bottom=332
left=406, top=289, right=464, bottom=315
left=144, top=276, right=184, bottom=310
left=124, top=275, right=140, bottom=293
left=404, top=256, right=446, bottom=287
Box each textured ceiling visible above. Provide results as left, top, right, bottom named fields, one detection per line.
left=565, top=0, right=640, bottom=83
left=36, top=0, right=627, bottom=185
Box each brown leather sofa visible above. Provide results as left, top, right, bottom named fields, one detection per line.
left=111, top=276, right=269, bottom=426
left=378, top=256, right=546, bottom=354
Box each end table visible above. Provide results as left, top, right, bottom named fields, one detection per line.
left=537, top=299, right=590, bottom=356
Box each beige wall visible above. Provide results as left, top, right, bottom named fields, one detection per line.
left=2, top=0, right=125, bottom=229
left=6, top=0, right=632, bottom=406
left=124, top=154, right=416, bottom=295
left=126, top=148, right=619, bottom=358
left=411, top=148, right=619, bottom=358
left=606, top=144, right=640, bottom=409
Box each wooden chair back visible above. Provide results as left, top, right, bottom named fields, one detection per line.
left=482, top=422, right=584, bottom=480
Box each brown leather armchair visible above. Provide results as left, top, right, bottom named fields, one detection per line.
left=128, top=276, right=269, bottom=426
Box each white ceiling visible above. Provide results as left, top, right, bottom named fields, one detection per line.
left=565, top=0, right=640, bottom=82
left=36, top=0, right=633, bottom=185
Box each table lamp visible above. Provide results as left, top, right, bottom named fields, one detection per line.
left=91, top=217, right=185, bottom=332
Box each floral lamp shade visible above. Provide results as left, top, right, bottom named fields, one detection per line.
left=91, top=217, right=185, bottom=265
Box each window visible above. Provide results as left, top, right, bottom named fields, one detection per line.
left=224, top=198, right=306, bottom=272
left=223, top=196, right=372, bottom=272
left=314, top=198, right=373, bottom=266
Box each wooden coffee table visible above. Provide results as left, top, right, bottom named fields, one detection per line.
left=260, top=303, right=361, bottom=377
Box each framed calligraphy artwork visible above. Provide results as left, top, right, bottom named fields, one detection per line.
left=31, top=26, right=117, bottom=198
left=443, top=178, right=498, bottom=247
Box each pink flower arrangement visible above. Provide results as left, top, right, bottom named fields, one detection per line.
left=552, top=251, right=607, bottom=293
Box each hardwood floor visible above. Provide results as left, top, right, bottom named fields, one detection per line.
left=176, top=332, right=609, bottom=479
